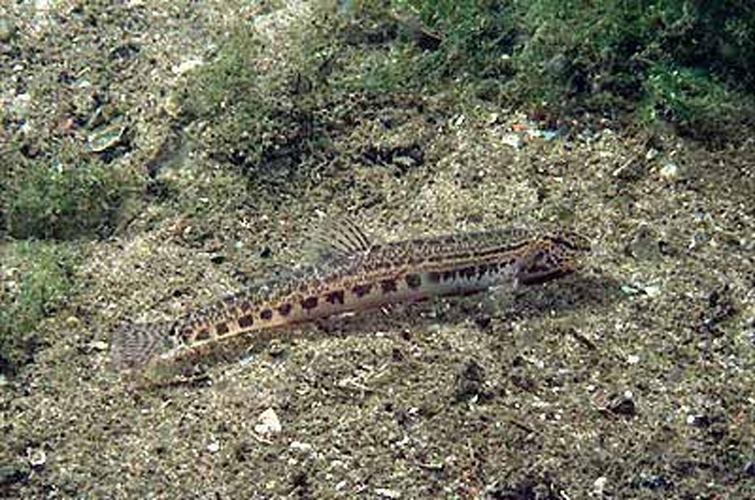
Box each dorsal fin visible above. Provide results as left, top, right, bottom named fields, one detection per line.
left=307, top=216, right=375, bottom=261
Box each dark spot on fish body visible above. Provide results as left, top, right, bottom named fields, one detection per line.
left=302, top=296, right=318, bottom=310
left=196, top=329, right=211, bottom=341
left=459, top=267, right=476, bottom=279
left=215, top=322, right=229, bottom=335
left=428, top=271, right=441, bottom=284
left=238, top=315, right=254, bottom=328
left=476, top=264, right=488, bottom=278
left=352, top=284, right=372, bottom=298
left=260, top=309, right=274, bottom=321
left=406, top=273, right=422, bottom=289
left=278, top=303, right=293, bottom=316
left=240, top=301, right=252, bottom=312
left=179, top=328, right=193, bottom=343
left=381, top=279, right=398, bottom=293
left=442, top=270, right=457, bottom=282
left=326, top=290, right=345, bottom=305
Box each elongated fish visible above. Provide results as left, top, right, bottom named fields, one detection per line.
left=110, top=222, right=590, bottom=370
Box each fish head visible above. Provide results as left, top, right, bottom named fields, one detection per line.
left=515, top=231, right=591, bottom=285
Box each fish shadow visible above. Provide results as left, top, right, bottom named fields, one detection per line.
left=315, top=272, right=621, bottom=339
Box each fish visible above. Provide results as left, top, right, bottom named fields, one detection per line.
left=110, top=221, right=590, bottom=370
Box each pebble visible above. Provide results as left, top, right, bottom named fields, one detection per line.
left=628, top=223, right=658, bottom=260
left=289, top=441, right=312, bottom=453
left=28, top=448, right=46, bottom=468
left=87, top=115, right=126, bottom=152
left=207, top=441, right=220, bottom=453
left=593, top=476, right=608, bottom=495
left=163, top=92, right=182, bottom=119
left=621, top=282, right=661, bottom=298
left=172, top=57, right=205, bottom=75
left=375, top=488, right=401, bottom=499
left=10, top=93, right=31, bottom=118
left=501, top=133, right=521, bottom=150
left=254, top=408, right=282, bottom=435
left=90, top=341, right=109, bottom=351
left=392, top=155, right=416, bottom=169
left=0, top=17, right=15, bottom=43
left=659, top=160, right=686, bottom=182
left=626, top=354, right=641, bottom=365
left=643, top=284, right=661, bottom=298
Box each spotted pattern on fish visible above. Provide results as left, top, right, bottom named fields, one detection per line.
left=110, top=225, right=590, bottom=370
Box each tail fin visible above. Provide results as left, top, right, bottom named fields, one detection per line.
left=110, top=322, right=174, bottom=370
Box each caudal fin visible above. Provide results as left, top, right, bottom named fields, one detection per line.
left=110, top=322, right=173, bottom=370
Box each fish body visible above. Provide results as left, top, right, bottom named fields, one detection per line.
left=111, top=225, right=590, bottom=370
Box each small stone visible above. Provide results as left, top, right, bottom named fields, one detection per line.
left=0, top=17, right=15, bottom=43
left=28, top=448, right=46, bottom=468
left=392, top=155, right=416, bottom=169
left=659, top=160, right=686, bottom=182
left=501, top=133, right=521, bottom=150
left=163, top=92, right=182, bottom=119
left=254, top=408, right=282, bottom=435
left=65, top=316, right=81, bottom=327
left=90, top=341, right=109, bottom=351
left=172, top=57, right=204, bottom=75
left=289, top=441, right=312, bottom=453
left=627, top=223, right=659, bottom=260
left=10, top=93, right=31, bottom=118
left=687, top=414, right=710, bottom=427
left=593, top=476, right=608, bottom=495
left=610, top=393, right=636, bottom=416
left=454, top=359, right=486, bottom=402
left=87, top=115, right=126, bottom=152
left=643, top=284, right=661, bottom=298
left=207, top=441, right=220, bottom=453
left=375, top=488, right=401, bottom=499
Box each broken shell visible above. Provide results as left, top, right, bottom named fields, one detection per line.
left=254, top=408, right=282, bottom=435
left=28, top=448, right=46, bottom=468
left=87, top=115, right=126, bottom=152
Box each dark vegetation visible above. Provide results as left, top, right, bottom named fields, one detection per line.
left=3, top=148, right=138, bottom=241
left=180, top=0, right=755, bottom=184
left=345, top=0, right=755, bottom=137
left=1, top=0, right=753, bottom=370
left=0, top=242, right=76, bottom=374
